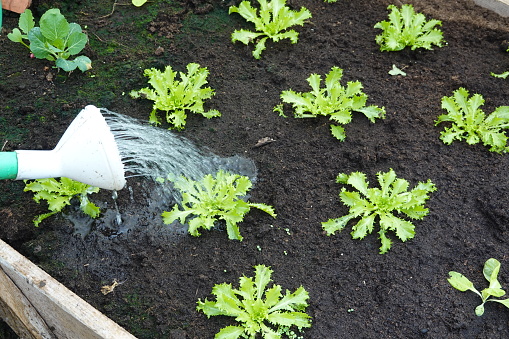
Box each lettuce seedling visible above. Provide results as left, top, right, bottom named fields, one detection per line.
left=8, top=9, right=92, bottom=72
left=374, top=4, right=445, bottom=52
left=229, top=0, right=312, bottom=59
left=130, top=63, right=221, bottom=129
left=435, top=87, right=509, bottom=153
left=197, top=264, right=311, bottom=339
left=24, top=177, right=100, bottom=227
left=274, top=66, right=386, bottom=141
left=132, top=0, right=148, bottom=6
left=448, top=258, right=509, bottom=316
left=161, top=170, right=276, bottom=241
left=322, top=169, right=436, bottom=254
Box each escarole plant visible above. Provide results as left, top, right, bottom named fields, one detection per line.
left=374, top=4, right=445, bottom=52
left=197, top=264, right=311, bottom=339
left=8, top=9, right=92, bottom=72
left=161, top=170, right=276, bottom=241
left=448, top=258, right=509, bottom=316
left=229, top=0, right=312, bottom=59
left=130, top=63, right=221, bottom=129
left=24, top=177, right=100, bottom=226
left=322, top=169, right=436, bottom=254
left=435, top=87, right=509, bottom=153
left=274, top=66, right=386, bottom=141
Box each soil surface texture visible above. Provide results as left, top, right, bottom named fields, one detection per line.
left=2, top=0, right=509, bottom=338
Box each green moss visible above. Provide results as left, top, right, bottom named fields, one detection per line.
left=104, top=292, right=160, bottom=338
left=178, top=7, right=235, bottom=43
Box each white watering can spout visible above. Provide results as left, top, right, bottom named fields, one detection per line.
left=0, top=105, right=126, bottom=190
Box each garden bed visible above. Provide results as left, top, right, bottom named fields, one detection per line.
left=2, top=0, right=509, bottom=338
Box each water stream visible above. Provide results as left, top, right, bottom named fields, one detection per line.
left=80, top=109, right=259, bottom=237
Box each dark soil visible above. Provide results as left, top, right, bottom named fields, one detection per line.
left=2, top=0, right=509, bottom=338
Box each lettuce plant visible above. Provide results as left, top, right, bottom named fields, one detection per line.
left=322, top=169, right=436, bottom=254
left=8, top=9, right=92, bottom=72
left=448, top=258, right=509, bottom=316
left=197, top=264, right=311, bottom=339
left=274, top=66, right=386, bottom=141
left=130, top=63, right=221, bottom=129
left=161, top=170, right=276, bottom=241
left=24, top=177, right=100, bottom=226
left=435, top=87, right=509, bottom=153
left=374, top=4, right=445, bottom=51
left=229, top=0, right=312, bottom=59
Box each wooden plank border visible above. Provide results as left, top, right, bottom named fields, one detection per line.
left=0, top=239, right=137, bottom=339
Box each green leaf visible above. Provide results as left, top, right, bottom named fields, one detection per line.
left=66, top=30, right=88, bottom=55
left=40, top=9, right=70, bottom=42
left=231, top=29, right=262, bottom=45
left=484, top=258, right=502, bottom=289
left=132, top=0, right=148, bottom=7
left=215, top=326, right=245, bottom=339
left=19, top=9, right=35, bottom=34
left=322, top=214, right=356, bottom=235
left=7, top=29, right=24, bottom=43
left=351, top=214, right=375, bottom=239
left=475, top=304, right=485, bottom=316
left=267, top=311, right=311, bottom=328
left=56, top=58, right=78, bottom=72
left=388, top=64, right=406, bottom=76
left=28, top=28, right=53, bottom=59
left=491, top=71, right=509, bottom=79
left=448, top=271, right=478, bottom=293
left=74, top=55, right=92, bottom=72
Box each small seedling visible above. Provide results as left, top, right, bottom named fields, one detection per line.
left=435, top=87, right=509, bottom=153
left=161, top=170, right=276, bottom=241
left=24, top=177, right=100, bottom=226
left=374, top=4, right=445, bottom=52
left=229, top=0, right=312, bottom=59
left=197, top=264, right=311, bottom=339
left=132, top=0, right=148, bottom=6
left=130, top=63, right=221, bottom=129
left=448, top=258, right=509, bottom=316
left=8, top=9, right=92, bottom=72
left=322, top=169, right=436, bottom=254
left=388, top=64, right=406, bottom=76
left=274, top=66, right=386, bottom=141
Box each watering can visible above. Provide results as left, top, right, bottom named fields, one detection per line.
left=0, top=105, right=126, bottom=190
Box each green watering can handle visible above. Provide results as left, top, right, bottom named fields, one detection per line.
left=0, top=152, right=19, bottom=179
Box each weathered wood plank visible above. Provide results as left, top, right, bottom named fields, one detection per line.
left=473, top=0, right=509, bottom=17
left=0, top=239, right=137, bottom=339
left=0, top=265, right=55, bottom=339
